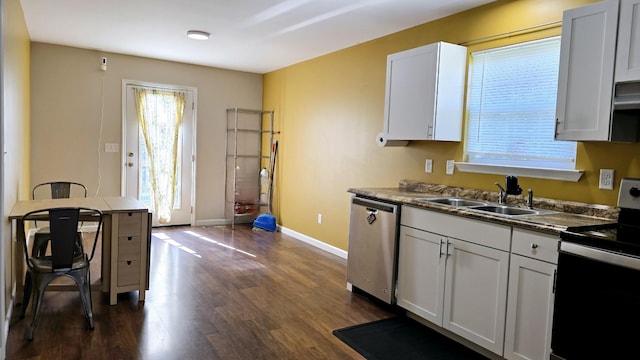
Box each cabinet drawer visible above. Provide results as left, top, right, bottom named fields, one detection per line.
left=118, top=212, right=142, bottom=236
left=118, top=236, right=141, bottom=261
left=401, top=206, right=511, bottom=251
left=512, top=228, right=559, bottom=264
left=117, top=260, right=140, bottom=286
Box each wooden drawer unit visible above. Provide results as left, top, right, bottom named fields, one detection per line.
left=109, top=211, right=149, bottom=305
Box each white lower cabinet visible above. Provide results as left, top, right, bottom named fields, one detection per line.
left=504, top=229, right=558, bottom=360
left=397, top=206, right=511, bottom=355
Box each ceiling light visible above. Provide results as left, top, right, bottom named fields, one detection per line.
left=187, top=30, right=210, bottom=40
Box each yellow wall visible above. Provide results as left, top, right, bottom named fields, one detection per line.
left=2, top=0, right=31, bottom=352
left=263, top=0, right=640, bottom=251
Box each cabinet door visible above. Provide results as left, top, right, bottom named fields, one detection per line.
left=504, top=255, right=557, bottom=360
left=384, top=43, right=438, bottom=140
left=555, top=0, right=619, bottom=141
left=615, top=0, right=640, bottom=82
left=443, top=238, right=509, bottom=355
left=396, top=226, right=446, bottom=325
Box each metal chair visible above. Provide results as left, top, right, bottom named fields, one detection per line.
left=30, top=181, right=88, bottom=257
left=32, top=181, right=88, bottom=200
left=20, top=207, right=103, bottom=340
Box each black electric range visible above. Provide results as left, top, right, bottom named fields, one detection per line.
left=551, top=178, right=640, bottom=360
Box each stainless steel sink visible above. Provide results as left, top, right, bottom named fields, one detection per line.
left=470, top=205, right=547, bottom=216
left=415, top=197, right=490, bottom=207
left=415, top=197, right=554, bottom=217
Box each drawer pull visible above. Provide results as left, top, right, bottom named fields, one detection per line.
left=531, top=243, right=539, bottom=249
left=127, top=261, right=132, bottom=265
left=128, top=236, right=133, bottom=240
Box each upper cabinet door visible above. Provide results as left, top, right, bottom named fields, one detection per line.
left=383, top=42, right=466, bottom=142
left=555, top=0, right=619, bottom=141
left=615, top=0, right=640, bottom=82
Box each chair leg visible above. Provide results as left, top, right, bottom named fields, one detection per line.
left=75, top=232, right=84, bottom=254
left=71, top=269, right=94, bottom=330
left=32, top=233, right=50, bottom=257
left=20, top=271, right=32, bottom=319
left=26, top=275, right=51, bottom=341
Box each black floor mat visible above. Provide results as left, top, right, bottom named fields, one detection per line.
left=333, top=316, right=488, bottom=360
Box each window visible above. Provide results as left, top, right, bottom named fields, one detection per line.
left=465, top=36, right=577, bottom=171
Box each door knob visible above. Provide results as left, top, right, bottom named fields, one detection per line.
left=127, top=162, right=134, bottom=167
left=128, top=152, right=134, bottom=157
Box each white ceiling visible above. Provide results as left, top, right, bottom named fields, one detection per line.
left=20, top=0, right=494, bottom=74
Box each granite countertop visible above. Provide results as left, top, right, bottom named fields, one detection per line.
left=348, top=180, right=618, bottom=236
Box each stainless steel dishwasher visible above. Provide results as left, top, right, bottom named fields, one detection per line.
left=347, top=196, right=399, bottom=304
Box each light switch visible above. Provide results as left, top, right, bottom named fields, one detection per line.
left=105, top=143, right=120, bottom=153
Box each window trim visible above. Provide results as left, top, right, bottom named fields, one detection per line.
left=454, top=162, right=583, bottom=182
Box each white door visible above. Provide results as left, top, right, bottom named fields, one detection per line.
left=123, top=81, right=195, bottom=227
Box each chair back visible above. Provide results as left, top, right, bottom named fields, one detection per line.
left=22, top=207, right=103, bottom=270
left=48, top=208, right=81, bottom=270
left=31, top=182, right=88, bottom=229
left=32, top=181, right=87, bottom=200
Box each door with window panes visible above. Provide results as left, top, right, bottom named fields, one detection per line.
left=124, top=82, right=195, bottom=227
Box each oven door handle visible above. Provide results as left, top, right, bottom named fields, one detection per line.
left=561, top=242, right=640, bottom=271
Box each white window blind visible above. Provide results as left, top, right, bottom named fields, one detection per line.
left=466, top=37, right=577, bottom=170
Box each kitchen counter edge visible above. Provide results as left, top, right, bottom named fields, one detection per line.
left=347, top=186, right=617, bottom=236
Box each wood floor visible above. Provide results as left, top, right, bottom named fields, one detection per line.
left=6, top=224, right=395, bottom=359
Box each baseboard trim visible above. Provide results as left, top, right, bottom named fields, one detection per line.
left=195, top=219, right=230, bottom=227
left=279, top=226, right=347, bottom=259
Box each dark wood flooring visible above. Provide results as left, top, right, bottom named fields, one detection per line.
left=6, top=224, right=395, bottom=359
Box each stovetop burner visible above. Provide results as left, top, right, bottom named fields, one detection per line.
left=561, top=178, right=640, bottom=258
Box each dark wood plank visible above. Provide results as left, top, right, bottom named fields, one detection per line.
left=6, top=225, right=394, bottom=359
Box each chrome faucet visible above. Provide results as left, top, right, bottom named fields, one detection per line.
left=527, top=188, right=534, bottom=209
left=495, top=182, right=507, bottom=204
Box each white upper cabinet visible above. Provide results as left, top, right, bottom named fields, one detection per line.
left=556, top=0, right=640, bottom=141
left=615, top=0, right=640, bottom=82
left=383, top=42, right=467, bottom=142
left=555, top=0, right=619, bottom=141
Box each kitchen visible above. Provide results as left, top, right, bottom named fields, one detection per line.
left=3, top=0, right=640, bottom=358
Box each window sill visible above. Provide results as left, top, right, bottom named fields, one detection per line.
left=453, top=162, right=584, bottom=182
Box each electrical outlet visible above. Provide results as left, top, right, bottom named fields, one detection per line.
left=317, top=213, right=322, bottom=224
left=425, top=159, right=433, bottom=173
left=446, top=160, right=455, bottom=175
left=599, top=169, right=614, bottom=190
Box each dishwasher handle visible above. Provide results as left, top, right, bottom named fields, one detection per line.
left=352, top=197, right=398, bottom=214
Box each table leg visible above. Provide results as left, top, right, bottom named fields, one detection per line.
left=14, top=219, right=25, bottom=305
